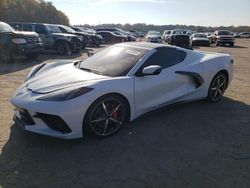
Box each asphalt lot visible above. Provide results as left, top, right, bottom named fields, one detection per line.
left=0, top=40, right=250, bottom=188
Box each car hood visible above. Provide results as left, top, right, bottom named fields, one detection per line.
left=51, top=33, right=77, bottom=37
left=147, top=35, right=161, bottom=38
left=26, top=61, right=109, bottom=94
left=193, top=37, right=209, bottom=41
left=14, top=31, right=39, bottom=37
left=218, top=35, right=234, bottom=38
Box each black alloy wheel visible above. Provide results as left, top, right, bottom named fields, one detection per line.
left=207, top=72, right=228, bottom=102
left=85, top=95, right=128, bottom=137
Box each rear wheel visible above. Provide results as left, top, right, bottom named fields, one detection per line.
left=230, top=43, right=234, bottom=47
left=84, top=95, right=128, bottom=137
left=56, top=42, right=70, bottom=55
left=207, top=72, right=228, bottom=102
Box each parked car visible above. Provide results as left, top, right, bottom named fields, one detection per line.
left=168, top=29, right=190, bottom=47
left=10, top=22, right=82, bottom=55
left=96, top=28, right=136, bottom=41
left=210, top=30, right=235, bottom=47
left=57, top=25, right=90, bottom=49
left=96, top=31, right=126, bottom=44
left=234, top=32, right=250, bottom=38
left=129, top=30, right=143, bottom=38
left=0, top=22, right=43, bottom=63
left=190, top=33, right=210, bottom=46
left=146, top=31, right=162, bottom=43
left=71, top=26, right=104, bottom=47
left=163, top=30, right=172, bottom=42
left=187, top=31, right=197, bottom=36
left=11, top=42, right=233, bottom=139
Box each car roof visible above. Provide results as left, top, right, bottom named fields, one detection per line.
left=116, top=42, right=176, bottom=50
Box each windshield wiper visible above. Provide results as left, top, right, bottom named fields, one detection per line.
left=79, top=67, right=105, bottom=75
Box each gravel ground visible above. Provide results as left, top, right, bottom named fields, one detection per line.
left=0, top=40, right=250, bottom=188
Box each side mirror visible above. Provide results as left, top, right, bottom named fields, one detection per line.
left=136, top=65, right=162, bottom=77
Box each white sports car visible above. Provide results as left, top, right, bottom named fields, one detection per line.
left=11, top=42, right=233, bottom=139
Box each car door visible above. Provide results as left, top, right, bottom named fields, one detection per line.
left=134, top=47, right=190, bottom=114
left=34, top=25, right=52, bottom=48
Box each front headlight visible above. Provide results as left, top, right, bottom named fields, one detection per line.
left=38, top=37, right=42, bottom=43
left=11, top=38, right=27, bottom=44
left=37, top=87, right=93, bottom=101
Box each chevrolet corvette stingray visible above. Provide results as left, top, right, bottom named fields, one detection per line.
left=11, top=42, right=233, bottom=139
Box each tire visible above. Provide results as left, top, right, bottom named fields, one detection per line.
left=207, top=72, right=228, bottom=103
left=0, top=48, right=13, bottom=63
left=72, top=48, right=81, bottom=54
left=230, top=43, right=234, bottom=47
left=26, top=53, right=39, bottom=59
left=56, top=42, right=70, bottom=55
left=84, top=95, right=129, bottom=137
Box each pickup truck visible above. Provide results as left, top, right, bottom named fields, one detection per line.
left=0, top=22, right=43, bottom=63
left=210, top=30, right=235, bottom=47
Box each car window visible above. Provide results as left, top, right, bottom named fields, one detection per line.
left=35, top=25, right=47, bottom=34
left=79, top=45, right=149, bottom=77
left=141, top=47, right=186, bottom=70
left=23, top=25, right=32, bottom=31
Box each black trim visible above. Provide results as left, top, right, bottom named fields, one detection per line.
left=175, top=71, right=204, bottom=88
left=33, top=113, right=72, bottom=133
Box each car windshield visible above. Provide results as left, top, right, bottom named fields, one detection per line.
left=148, top=31, right=160, bottom=35
left=46, top=25, right=62, bottom=33
left=0, top=22, right=15, bottom=33
left=172, top=30, right=186, bottom=34
left=218, top=31, right=232, bottom=35
left=194, top=33, right=207, bottom=38
left=61, top=25, right=75, bottom=33
left=79, top=45, right=149, bottom=77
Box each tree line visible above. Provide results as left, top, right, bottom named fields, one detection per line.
left=81, top=23, right=250, bottom=33
left=0, top=0, right=69, bottom=25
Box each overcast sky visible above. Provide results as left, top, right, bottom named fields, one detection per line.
left=50, top=0, right=250, bottom=26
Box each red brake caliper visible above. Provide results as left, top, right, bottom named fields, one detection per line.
left=112, top=108, right=119, bottom=119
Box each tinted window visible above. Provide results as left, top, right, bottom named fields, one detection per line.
left=142, top=47, right=186, bottom=69
left=23, top=25, right=32, bottom=31
left=79, top=45, right=149, bottom=77
left=35, top=25, right=47, bottom=34
left=218, top=31, right=232, bottom=35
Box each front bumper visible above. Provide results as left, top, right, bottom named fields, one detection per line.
left=191, top=40, right=210, bottom=46
left=147, top=38, right=162, bottom=43
left=217, top=38, right=235, bottom=44
left=13, top=43, right=44, bottom=55
left=11, top=85, right=93, bottom=139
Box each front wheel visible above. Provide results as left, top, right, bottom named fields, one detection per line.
left=0, top=48, right=13, bottom=63
left=207, top=72, right=228, bottom=102
left=56, top=42, right=70, bottom=55
left=84, top=95, right=128, bottom=137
